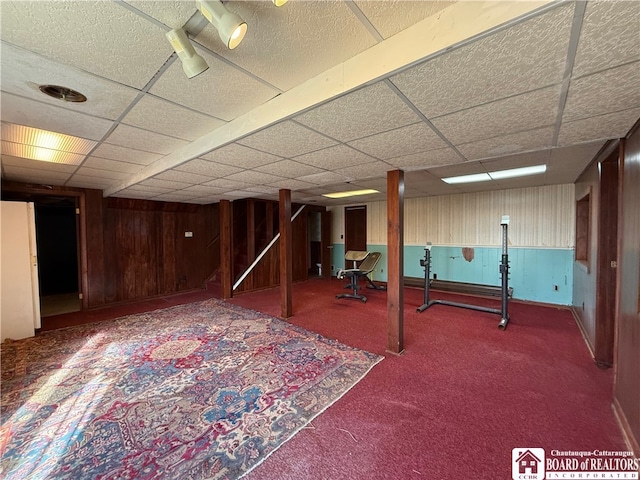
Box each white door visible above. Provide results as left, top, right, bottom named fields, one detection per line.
left=1, top=201, right=41, bottom=341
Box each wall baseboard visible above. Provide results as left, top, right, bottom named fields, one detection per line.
left=612, top=396, right=640, bottom=460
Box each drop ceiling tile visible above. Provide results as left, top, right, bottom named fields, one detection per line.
left=139, top=178, right=191, bottom=190
left=121, top=1, right=196, bottom=29
left=494, top=176, right=547, bottom=190
left=104, top=124, right=189, bottom=155
left=479, top=150, right=551, bottom=172
left=297, top=171, right=354, bottom=186
left=238, top=121, right=338, bottom=158
left=428, top=161, right=486, bottom=179
left=82, top=157, right=145, bottom=174
left=226, top=171, right=286, bottom=185
left=557, top=107, right=640, bottom=146
left=1, top=93, right=114, bottom=141
left=254, top=160, right=324, bottom=179
left=293, top=145, right=378, bottom=170
left=201, top=144, right=282, bottom=168
left=193, top=1, right=377, bottom=92
left=90, top=143, right=162, bottom=166
left=154, top=170, right=210, bottom=184
left=66, top=175, right=115, bottom=189
left=152, top=192, right=201, bottom=202
left=267, top=179, right=316, bottom=190
left=548, top=141, right=604, bottom=171
left=0, top=1, right=173, bottom=89
left=391, top=4, right=574, bottom=117
left=149, top=46, right=278, bottom=121
left=350, top=177, right=388, bottom=191
left=385, top=147, right=463, bottom=170
left=563, top=62, right=640, bottom=122
left=454, top=181, right=501, bottom=194
left=112, top=190, right=157, bottom=200
left=456, top=127, right=554, bottom=161
left=1, top=155, right=78, bottom=173
left=294, top=82, right=420, bottom=142
left=122, top=95, right=226, bottom=142
left=348, top=122, right=447, bottom=160
left=572, top=1, right=640, bottom=77
left=126, top=184, right=174, bottom=194
left=74, top=167, right=129, bottom=180
left=245, top=185, right=280, bottom=195
left=179, top=185, right=227, bottom=195
left=175, top=159, right=243, bottom=178
left=201, top=178, right=254, bottom=190
left=0, top=42, right=140, bottom=120
left=2, top=165, right=71, bottom=183
left=354, top=1, right=454, bottom=39
left=432, top=86, right=560, bottom=145
left=340, top=161, right=393, bottom=180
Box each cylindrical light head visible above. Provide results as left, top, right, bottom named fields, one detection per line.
left=272, top=0, right=288, bottom=6
left=166, top=28, right=209, bottom=78
left=198, top=0, right=247, bottom=49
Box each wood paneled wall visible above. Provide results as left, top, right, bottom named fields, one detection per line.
left=361, top=185, right=575, bottom=247
left=102, top=198, right=218, bottom=304
left=615, top=124, right=640, bottom=456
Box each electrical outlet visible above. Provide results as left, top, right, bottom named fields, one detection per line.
left=433, top=273, right=437, bottom=280
left=554, top=285, right=558, bottom=291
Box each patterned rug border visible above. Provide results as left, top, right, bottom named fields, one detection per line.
left=2, top=298, right=384, bottom=479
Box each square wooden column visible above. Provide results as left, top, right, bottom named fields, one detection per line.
left=219, top=199, right=233, bottom=299
left=279, top=189, right=293, bottom=318
left=387, top=170, right=404, bottom=354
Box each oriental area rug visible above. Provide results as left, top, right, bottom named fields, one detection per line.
left=1, top=299, right=382, bottom=479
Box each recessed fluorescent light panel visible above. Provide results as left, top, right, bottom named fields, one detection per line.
left=322, top=189, right=380, bottom=199
left=0, top=123, right=96, bottom=165
left=441, top=165, right=547, bottom=184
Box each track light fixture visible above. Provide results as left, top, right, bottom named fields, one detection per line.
left=166, top=28, right=209, bottom=78
left=196, top=0, right=247, bottom=50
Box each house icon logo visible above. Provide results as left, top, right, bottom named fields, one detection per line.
left=512, top=448, right=545, bottom=480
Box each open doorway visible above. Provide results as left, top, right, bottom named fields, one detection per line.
left=1, top=192, right=81, bottom=317
left=35, top=197, right=81, bottom=316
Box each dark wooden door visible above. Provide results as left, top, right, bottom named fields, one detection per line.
left=344, top=206, right=367, bottom=267
left=595, top=150, right=619, bottom=367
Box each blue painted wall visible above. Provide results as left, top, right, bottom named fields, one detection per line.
left=331, top=243, right=574, bottom=305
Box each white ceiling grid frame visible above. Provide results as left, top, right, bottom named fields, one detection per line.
left=294, top=81, right=422, bottom=142
left=292, top=144, right=378, bottom=170
left=347, top=122, right=449, bottom=160
left=571, top=1, right=640, bottom=78
left=253, top=159, right=325, bottom=179
left=237, top=121, right=338, bottom=158
left=557, top=107, right=640, bottom=147
left=192, top=0, right=377, bottom=92
left=562, top=62, right=640, bottom=123
left=104, top=0, right=554, bottom=196
left=121, top=94, right=227, bottom=142
left=90, top=143, right=163, bottom=166
left=201, top=143, right=283, bottom=169
left=0, top=93, right=115, bottom=142
left=456, top=126, right=555, bottom=161
left=0, top=42, right=141, bottom=120
left=0, top=1, right=173, bottom=89
left=389, top=3, right=575, bottom=119
left=82, top=157, right=146, bottom=174
left=174, top=159, right=244, bottom=178
left=430, top=85, right=562, bottom=145
left=104, top=124, right=190, bottom=155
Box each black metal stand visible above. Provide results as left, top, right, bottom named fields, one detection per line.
left=417, top=219, right=510, bottom=329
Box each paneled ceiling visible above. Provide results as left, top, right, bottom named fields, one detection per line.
left=1, top=1, right=639, bottom=206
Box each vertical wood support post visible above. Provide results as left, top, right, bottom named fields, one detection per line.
left=279, top=189, right=293, bottom=318
left=387, top=170, right=405, bottom=354
left=219, top=199, right=233, bottom=299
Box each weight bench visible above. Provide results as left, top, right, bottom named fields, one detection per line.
left=336, top=250, right=386, bottom=302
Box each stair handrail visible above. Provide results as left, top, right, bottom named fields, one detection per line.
left=233, top=204, right=305, bottom=291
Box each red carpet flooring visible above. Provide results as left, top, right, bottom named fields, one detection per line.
left=40, top=278, right=627, bottom=479
left=228, top=278, right=627, bottom=480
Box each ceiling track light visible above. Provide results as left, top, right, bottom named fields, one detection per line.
left=272, top=0, right=288, bottom=6
left=196, top=0, right=247, bottom=50
left=166, top=28, right=209, bottom=78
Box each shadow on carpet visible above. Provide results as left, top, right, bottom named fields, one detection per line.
left=1, top=299, right=382, bottom=479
